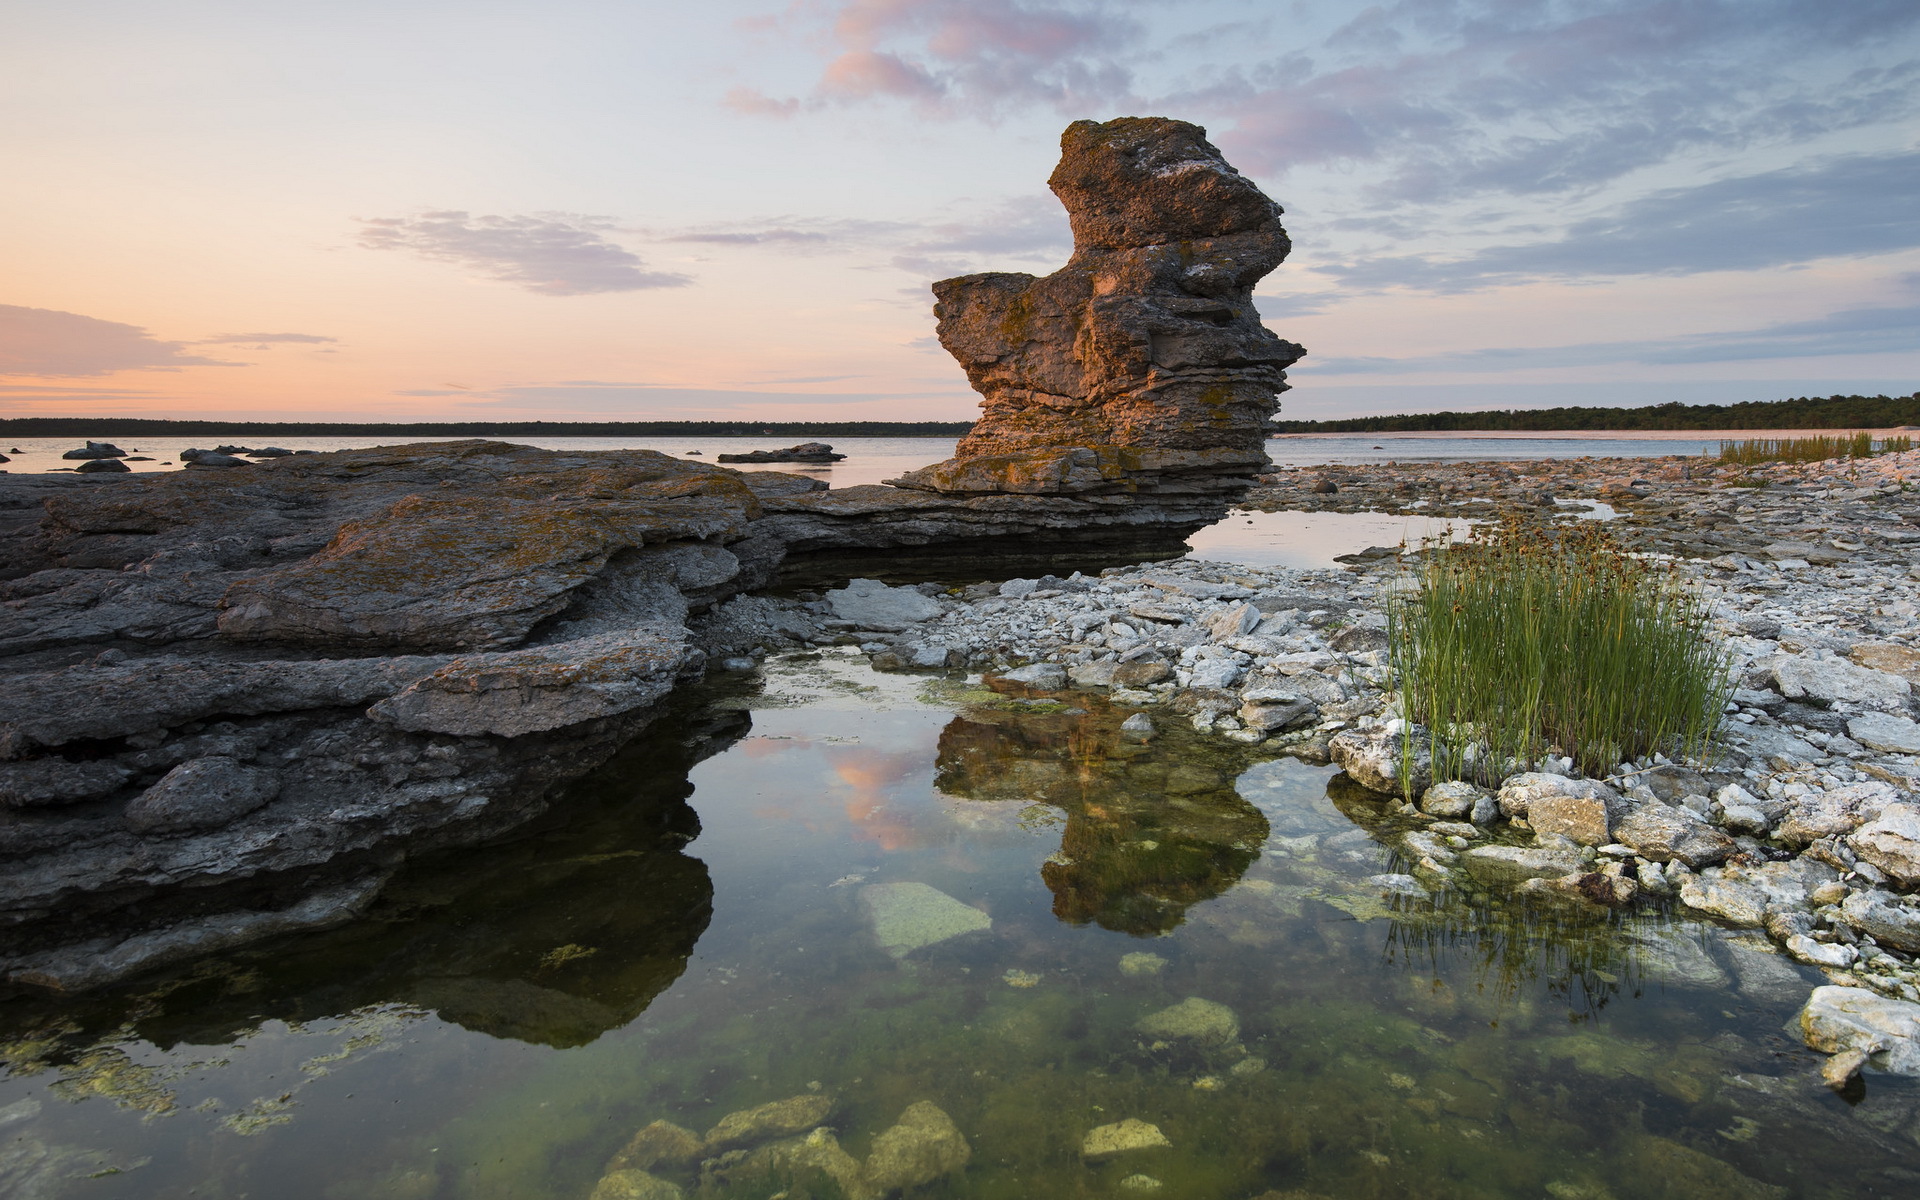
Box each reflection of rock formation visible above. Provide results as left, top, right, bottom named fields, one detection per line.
left=933, top=691, right=1268, bottom=935
left=892, top=117, right=1304, bottom=503
left=22, top=706, right=742, bottom=1052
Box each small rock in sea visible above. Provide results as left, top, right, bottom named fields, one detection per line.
left=60, top=441, right=126, bottom=460
left=859, top=882, right=992, bottom=957
left=1136, top=997, right=1239, bottom=1046
left=863, top=1100, right=971, bottom=1193
left=1002, top=968, right=1041, bottom=988
left=1082, top=1118, right=1172, bottom=1161
left=1118, top=951, right=1167, bottom=976
left=74, top=458, right=130, bottom=473
left=702, top=1093, right=836, bottom=1152
left=1119, top=1175, right=1163, bottom=1192
left=1119, top=712, right=1155, bottom=743
left=716, top=656, right=757, bottom=673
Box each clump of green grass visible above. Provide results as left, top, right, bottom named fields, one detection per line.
left=1387, top=516, right=1732, bottom=788
left=1716, top=432, right=1909, bottom=465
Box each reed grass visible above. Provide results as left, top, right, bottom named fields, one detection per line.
left=1716, top=432, right=1909, bottom=464
left=1387, top=516, right=1733, bottom=790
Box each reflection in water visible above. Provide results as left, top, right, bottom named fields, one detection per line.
left=933, top=687, right=1269, bottom=935
left=2, top=654, right=1913, bottom=1200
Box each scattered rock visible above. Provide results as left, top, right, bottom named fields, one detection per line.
left=999, top=662, right=1067, bottom=689
left=1615, top=802, right=1736, bottom=867
left=1800, top=985, right=1920, bottom=1076
left=1081, top=1118, right=1171, bottom=1161
left=826, top=579, right=943, bottom=627
left=1836, top=889, right=1920, bottom=953
left=1773, top=653, right=1911, bottom=707
left=607, top=1120, right=703, bottom=1174
left=1419, top=780, right=1482, bottom=818
left=1135, top=996, right=1239, bottom=1046
left=1847, top=711, right=1920, bottom=755
left=702, top=1094, right=836, bottom=1153
left=1328, top=723, right=1431, bottom=795
left=1775, top=781, right=1898, bottom=847
left=1848, top=804, right=1920, bottom=887
left=863, top=1101, right=970, bottom=1193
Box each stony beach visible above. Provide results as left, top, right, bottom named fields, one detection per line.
left=696, top=446, right=1920, bottom=1088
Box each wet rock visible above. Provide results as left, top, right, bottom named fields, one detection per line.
left=1119, top=713, right=1155, bottom=743
left=826, top=578, right=942, bottom=627
left=859, top=882, right=992, bottom=958
left=74, top=458, right=131, bottom=474
left=1328, top=723, right=1431, bottom=795
left=1522, top=871, right=1637, bottom=906
left=1848, top=804, right=1920, bottom=888
left=123, top=756, right=280, bottom=834
left=1418, top=780, right=1483, bottom=818
left=702, top=1094, right=836, bottom=1153
left=607, top=1120, right=703, bottom=1174
left=1773, top=652, right=1911, bottom=707
left=0, top=758, right=132, bottom=809
left=999, top=662, right=1067, bottom=689
left=1460, top=843, right=1586, bottom=884
left=180, top=448, right=249, bottom=467
left=1847, top=711, right=1920, bottom=755
left=1722, top=935, right=1816, bottom=1005
left=1679, top=858, right=1838, bottom=928
left=589, top=1169, right=684, bottom=1200
left=1070, top=658, right=1171, bottom=688
left=1775, top=781, right=1899, bottom=847
left=1837, top=890, right=1920, bottom=953
left=1615, top=802, right=1736, bottom=868
left=891, top=117, right=1302, bottom=504
left=1800, top=985, right=1920, bottom=1076
left=1619, top=1134, right=1788, bottom=1200
left=1081, top=1118, right=1171, bottom=1161
left=863, top=1100, right=971, bottom=1193
left=1118, top=951, right=1167, bottom=976
left=1136, top=996, right=1239, bottom=1045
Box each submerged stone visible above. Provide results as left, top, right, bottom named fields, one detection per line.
left=1119, top=951, right=1168, bottom=976
left=607, top=1120, right=702, bottom=1174
left=864, top=1100, right=971, bottom=1193
left=1081, top=1118, right=1172, bottom=1161
left=1136, top=996, right=1239, bottom=1046
left=589, top=1168, right=684, bottom=1200
left=858, top=882, right=992, bottom=958
left=702, top=1093, right=835, bottom=1152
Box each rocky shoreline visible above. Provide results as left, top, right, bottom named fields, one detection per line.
left=726, top=446, right=1919, bottom=1087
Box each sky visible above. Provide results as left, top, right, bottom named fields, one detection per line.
left=2, top=0, right=1917, bottom=424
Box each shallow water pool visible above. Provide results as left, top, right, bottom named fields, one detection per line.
left=2, top=654, right=1915, bottom=1199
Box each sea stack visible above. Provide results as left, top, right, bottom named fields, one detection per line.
left=890, top=116, right=1304, bottom=501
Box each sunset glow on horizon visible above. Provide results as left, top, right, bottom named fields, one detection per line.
left=4, top=1, right=1916, bottom=425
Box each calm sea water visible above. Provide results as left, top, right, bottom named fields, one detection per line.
left=1, top=655, right=1910, bottom=1199
left=2, top=432, right=1728, bottom=486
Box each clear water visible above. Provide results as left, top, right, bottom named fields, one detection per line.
left=4, top=654, right=1915, bottom=1199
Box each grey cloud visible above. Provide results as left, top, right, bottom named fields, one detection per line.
left=195, top=332, right=338, bottom=345
left=653, top=217, right=913, bottom=251
left=1300, top=299, right=1920, bottom=376
left=357, top=212, right=691, bottom=295
left=0, top=305, right=240, bottom=377
left=1321, top=149, right=1920, bottom=289
left=401, top=382, right=970, bottom=415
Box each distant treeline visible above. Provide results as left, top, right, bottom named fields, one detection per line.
left=0, top=418, right=976, bottom=438
left=1269, top=393, right=1920, bottom=433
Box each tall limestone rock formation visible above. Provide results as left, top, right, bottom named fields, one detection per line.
left=891, top=117, right=1304, bottom=501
